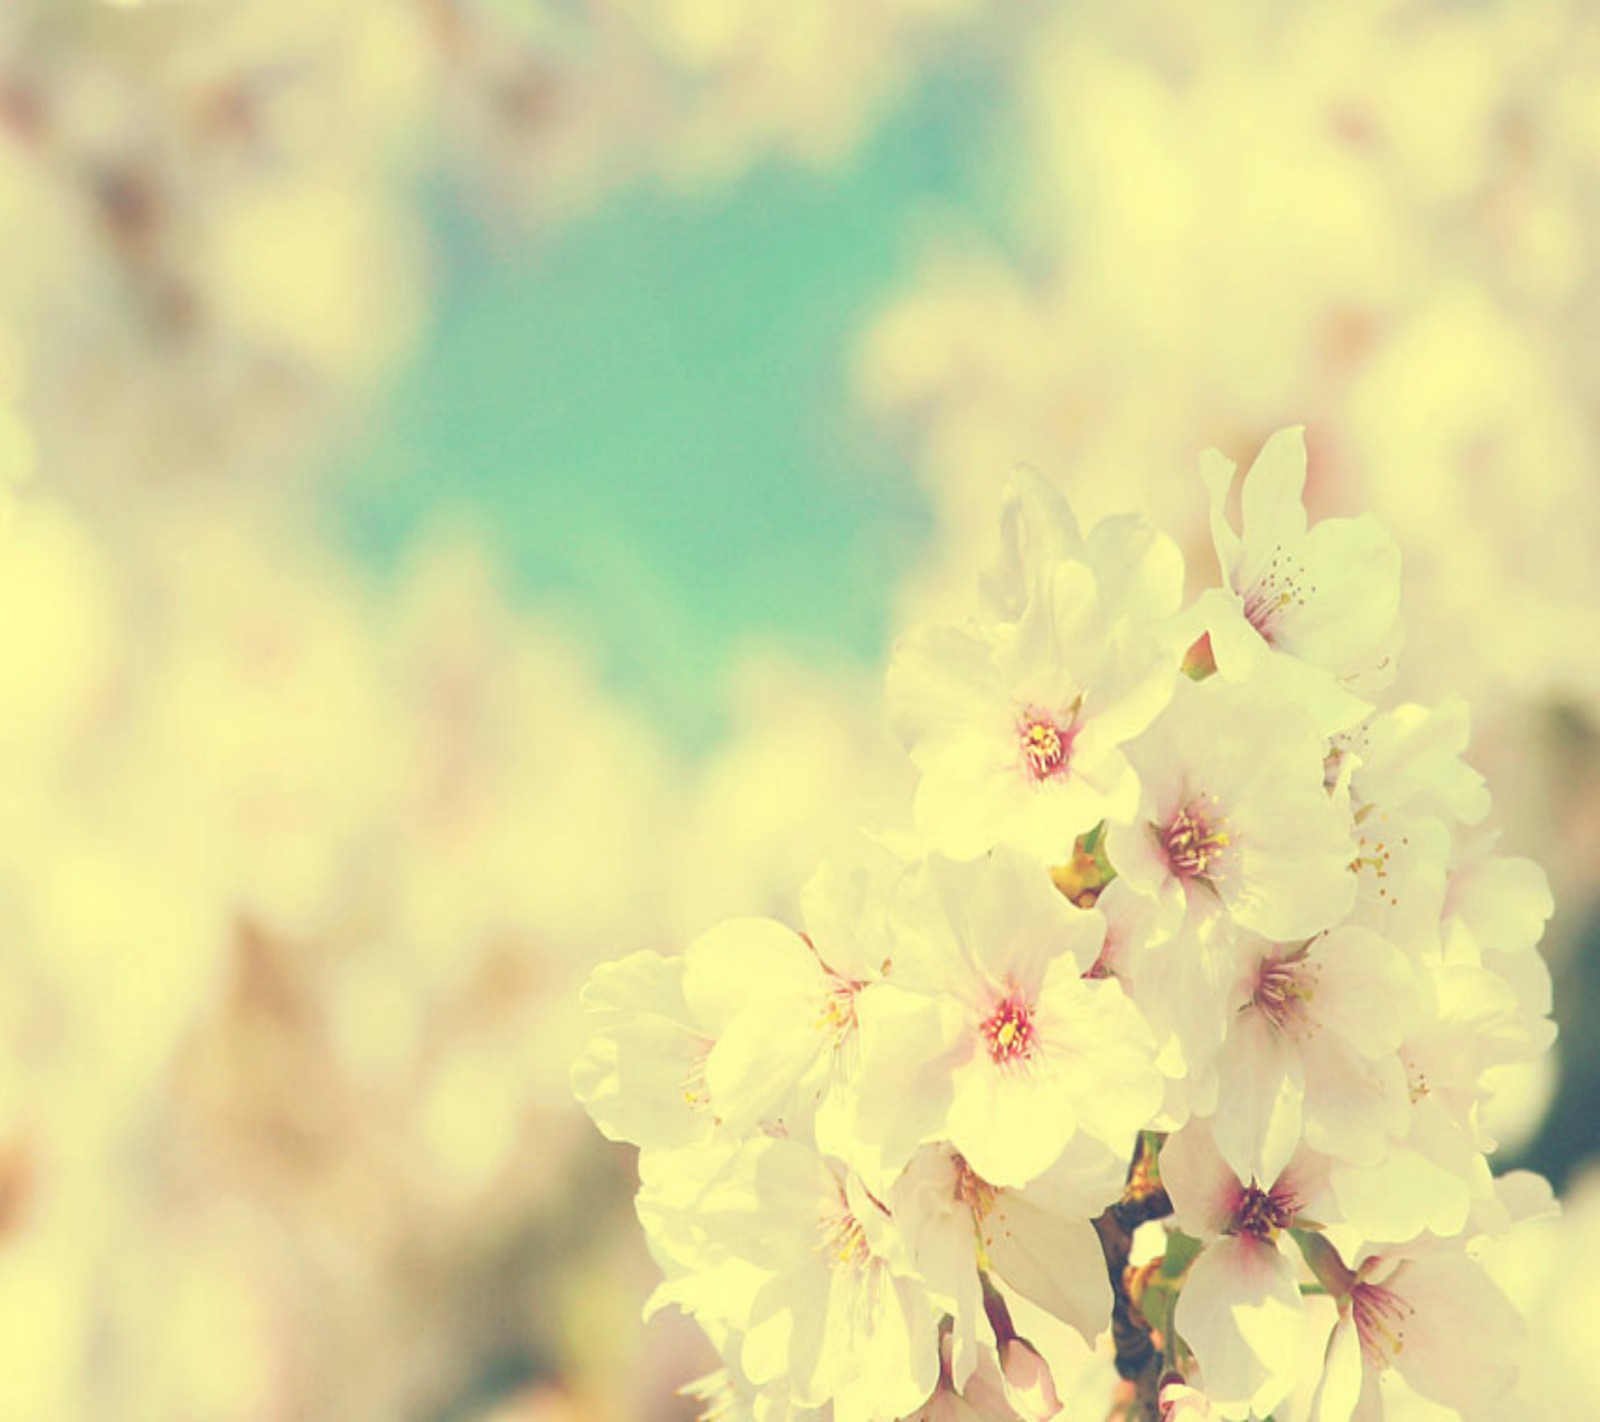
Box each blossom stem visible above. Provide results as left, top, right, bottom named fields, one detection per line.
left=1291, top=1228, right=1355, bottom=1299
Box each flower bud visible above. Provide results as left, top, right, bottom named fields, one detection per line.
left=998, top=1337, right=1062, bottom=1421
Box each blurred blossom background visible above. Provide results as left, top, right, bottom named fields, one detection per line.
left=0, top=0, right=1597, bottom=1418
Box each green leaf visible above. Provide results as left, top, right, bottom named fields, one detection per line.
left=1161, top=1229, right=1203, bottom=1280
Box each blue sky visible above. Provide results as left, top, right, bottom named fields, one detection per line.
left=336, top=65, right=1009, bottom=746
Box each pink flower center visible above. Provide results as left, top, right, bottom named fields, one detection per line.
left=1252, top=952, right=1318, bottom=1033
left=980, top=994, right=1036, bottom=1065
left=817, top=969, right=862, bottom=1035
left=680, top=1050, right=713, bottom=1113
left=1351, top=1281, right=1414, bottom=1369
left=1163, top=798, right=1231, bottom=882
left=1231, top=1181, right=1298, bottom=1240
left=1016, top=707, right=1075, bottom=782
left=822, top=1206, right=872, bottom=1271
left=1241, top=545, right=1312, bottom=644
left=952, top=1154, right=999, bottom=1221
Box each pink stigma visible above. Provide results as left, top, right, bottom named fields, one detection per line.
left=980, top=994, right=1036, bottom=1066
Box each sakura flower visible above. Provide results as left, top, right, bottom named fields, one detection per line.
left=571, top=424, right=1560, bottom=1422
left=888, top=483, right=1182, bottom=863
left=570, top=950, right=715, bottom=1151
left=679, top=839, right=912, bottom=1138
left=1109, top=674, right=1356, bottom=942
left=854, top=849, right=1163, bottom=1187
left=731, top=1137, right=941, bottom=1422
left=638, top=1133, right=941, bottom=1421
left=1196, top=426, right=1401, bottom=735
left=1335, top=700, right=1491, bottom=956
left=996, top=1333, right=1063, bottom=1421
left=1441, top=840, right=1555, bottom=1055
left=1210, top=926, right=1414, bottom=1185
left=1311, top=1242, right=1523, bottom=1422
left=1161, top=1121, right=1330, bottom=1420
left=1326, top=1016, right=1497, bottom=1245
left=1362, top=846, right=1555, bottom=1195
left=1326, top=841, right=1553, bottom=1243
left=891, top=1138, right=1125, bottom=1386
left=1341, top=700, right=1490, bottom=830
left=901, top=1342, right=1022, bottom=1422
left=1158, top=1380, right=1217, bottom=1420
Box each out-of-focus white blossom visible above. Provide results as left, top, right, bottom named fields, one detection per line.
left=0, top=478, right=932, bottom=1419
left=856, top=0, right=1600, bottom=934
left=0, top=0, right=432, bottom=496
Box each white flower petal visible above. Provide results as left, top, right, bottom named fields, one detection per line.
left=1238, top=426, right=1311, bottom=578
left=705, top=1006, right=828, bottom=1132
left=1329, top=1145, right=1475, bottom=1244
left=930, top=850, right=1098, bottom=994
left=1038, top=969, right=1163, bottom=1157
left=1387, top=1253, right=1523, bottom=1415
left=985, top=1200, right=1112, bottom=1343
left=1309, top=1313, right=1364, bottom=1422
left=1174, top=1234, right=1305, bottom=1419
left=1212, top=1008, right=1306, bottom=1185
left=683, top=918, right=820, bottom=1030
left=1160, top=1121, right=1244, bottom=1241
left=853, top=984, right=965, bottom=1176
left=947, top=1055, right=1076, bottom=1189
left=1308, top=928, right=1414, bottom=1059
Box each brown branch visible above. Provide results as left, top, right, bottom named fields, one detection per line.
left=1094, top=1137, right=1174, bottom=1420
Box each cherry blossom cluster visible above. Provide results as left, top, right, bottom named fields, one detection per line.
left=574, top=428, right=1555, bottom=1422
left=858, top=0, right=1600, bottom=932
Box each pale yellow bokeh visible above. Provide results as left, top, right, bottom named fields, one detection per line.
left=0, top=2, right=1592, bottom=1417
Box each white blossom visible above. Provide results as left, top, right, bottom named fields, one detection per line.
left=888, top=481, right=1182, bottom=864
left=1311, top=1243, right=1523, bottom=1422
left=575, top=425, right=1557, bottom=1422
left=1162, top=1120, right=1329, bottom=1421
left=852, top=849, right=1163, bottom=1187
left=1108, top=674, right=1357, bottom=942
left=1196, top=426, right=1402, bottom=735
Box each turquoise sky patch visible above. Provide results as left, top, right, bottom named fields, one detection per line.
left=335, top=66, right=1008, bottom=746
